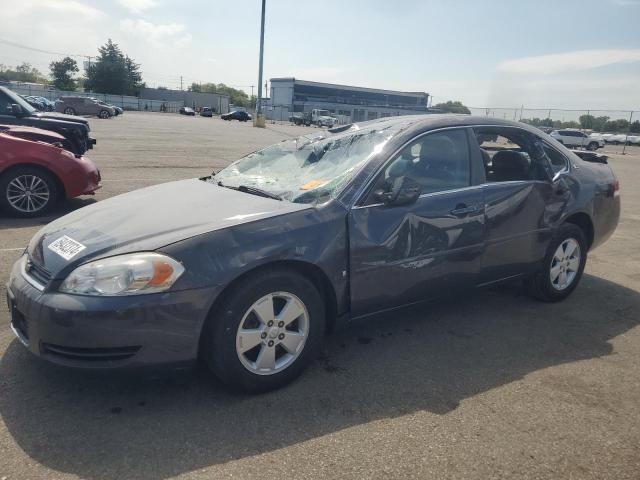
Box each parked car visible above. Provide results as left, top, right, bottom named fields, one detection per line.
left=31, top=96, right=56, bottom=111
left=222, top=110, right=252, bottom=122
left=97, top=101, right=123, bottom=116
left=606, top=134, right=628, bottom=145
left=550, top=129, right=603, bottom=150
left=625, top=135, right=640, bottom=145
left=21, top=95, right=47, bottom=111
left=56, top=96, right=115, bottom=119
left=0, top=86, right=96, bottom=155
left=200, top=107, right=213, bottom=117
left=7, top=116, right=620, bottom=392
left=290, top=113, right=312, bottom=126
left=179, top=107, right=196, bottom=116
left=0, top=125, right=101, bottom=217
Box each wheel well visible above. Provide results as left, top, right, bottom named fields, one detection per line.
left=0, top=163, right=66, bottom=198
left=204, top=260, right=339, bottom=334
left=564, top=213, right=594, bottom=249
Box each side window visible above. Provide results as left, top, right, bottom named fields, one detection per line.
left=366, top=129, right=471, bottom=203
left=0, top=92, right=12, bottom=115
left=542, top=144, right=568, bottom=176
left=474, top=128, right=535, bottom=182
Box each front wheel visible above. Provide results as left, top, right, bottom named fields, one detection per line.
left=587, top=142, right=599, bottom=151
left=0, top=167, right=59, bottom=218
left=526, top=224, right=587, bottom=302
left=202, top=268, right=325, bottom=393
left=98, top=110, right=110, bottom=119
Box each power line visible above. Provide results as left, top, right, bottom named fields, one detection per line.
left=0, top=38, right=89, bottom=58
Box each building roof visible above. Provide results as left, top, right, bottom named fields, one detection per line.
left=270, top=77, right=428, bottom=98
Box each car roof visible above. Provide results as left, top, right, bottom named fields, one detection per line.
left=342, top=114, right=548, bottom=138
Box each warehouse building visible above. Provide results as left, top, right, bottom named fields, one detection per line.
left=265, top=77, right=429, bottom=123
left=140, top=87, right=230, bottom=113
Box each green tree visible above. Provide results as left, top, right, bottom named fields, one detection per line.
left=190, top=82, right=251, bottom=107
left=433, top=100, right=471, bottom=114
left=49, top=57, right=78, bottom=91
left=84, top=39, right=143, bottom=95
left=630, top=120, right=640, bottom=134
left=0, top=63, right=48, bottom=83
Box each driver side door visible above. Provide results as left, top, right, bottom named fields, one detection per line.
left=348, top=128, right=486, bottom=318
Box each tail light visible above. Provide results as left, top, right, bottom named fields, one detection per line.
left=613, top=178, right=620, bottom=196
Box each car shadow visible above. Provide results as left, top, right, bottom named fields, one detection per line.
left=0, top=274, right=638, bottom=479
left=0, top=198, right=97, bottom=230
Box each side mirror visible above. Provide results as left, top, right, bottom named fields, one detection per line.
left=374, top=176, right=420, bottom=206
left=9, top=104, right=24, bottom=117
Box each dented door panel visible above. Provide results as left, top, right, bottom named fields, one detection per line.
left=348, top=186, right=485, bottom=317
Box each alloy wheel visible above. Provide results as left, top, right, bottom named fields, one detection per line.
left=550, top=238, right=581, bottom=291
left=235, top=291, right=309, bottom=375
left=6, top=174, right=50, bottom=213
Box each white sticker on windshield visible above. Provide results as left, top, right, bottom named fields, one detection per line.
left=47, top=235, right=86, bottom=260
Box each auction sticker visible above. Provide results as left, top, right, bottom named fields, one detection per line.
left=48, top=235, right=86, bottom=260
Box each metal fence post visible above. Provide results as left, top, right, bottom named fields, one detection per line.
left=622, top=111, right=633, bottom=155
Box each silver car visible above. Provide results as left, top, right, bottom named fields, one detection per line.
left=55, top=96, right=115, bottom=119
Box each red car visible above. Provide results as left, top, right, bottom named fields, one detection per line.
left=0, top=125, right=101, bottom=217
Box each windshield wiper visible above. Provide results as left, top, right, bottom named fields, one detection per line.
left=237, top=185, right=282, bottom=201
left=217, top=180, right=282, bottom=201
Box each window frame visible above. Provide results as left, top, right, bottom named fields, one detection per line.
left=355, top=126, right=480, bottom=208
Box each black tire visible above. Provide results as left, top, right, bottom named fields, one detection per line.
left=98, top=110, right=110, bottom=119
left=587, top=142, right=599, bottom=151
left=202, top=268, right=326, bottom=393
left=526, top=223, right=587, bottom=302
left=63, top=107, right=76, bottom=115
left=0, top=166, right=59, bottom=218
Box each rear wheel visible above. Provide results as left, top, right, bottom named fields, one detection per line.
left=63, top=107, right=76, bottom=115
left=202, top=268, right=325, bottom=393
left=526, top=224, right=587, bottom=302
left=0, top=167, right=59, bottom=218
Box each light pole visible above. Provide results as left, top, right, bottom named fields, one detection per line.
left=254, top=0, right=266, bottom=127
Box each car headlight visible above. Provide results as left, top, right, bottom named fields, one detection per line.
left=59, top=252, right=185, bottom=296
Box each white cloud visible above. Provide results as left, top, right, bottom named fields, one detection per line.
left=118, top=0, right=158, bottom=14
left=120, top=19, right=192, bottom=47
left=498, top=49, right=640, bottom=74
left=5, top=0, right=103, bottom=19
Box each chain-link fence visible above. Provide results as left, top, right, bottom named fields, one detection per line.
left=468, top=107, right=637, bottom=133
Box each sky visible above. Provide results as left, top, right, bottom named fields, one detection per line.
left=2, top=0, right=640, bottom=110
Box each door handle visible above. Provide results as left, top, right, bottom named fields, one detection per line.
left=450, top=204, right=480, bottom=217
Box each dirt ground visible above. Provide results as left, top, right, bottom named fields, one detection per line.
left=0, top=112, right=639, bottom=479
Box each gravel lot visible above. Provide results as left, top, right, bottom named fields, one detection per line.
left=1, top=112, right=639, bottom=479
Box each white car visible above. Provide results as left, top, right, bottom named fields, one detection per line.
left=624, top=135, right=640, bottom=145
left=550, top=129, right=603, bottom=150
left=607, top=134, right=629, bottom=145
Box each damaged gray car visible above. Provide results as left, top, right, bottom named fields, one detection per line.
left=7, top=115, right=620, bottom=392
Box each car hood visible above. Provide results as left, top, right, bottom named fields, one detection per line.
left=28, top=178, right=311, bottom=277
left=0, top=124, right=65, bottom=142
left=34, top=112, right=90, bottom=126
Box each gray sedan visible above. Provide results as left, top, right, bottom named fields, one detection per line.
left=7, top=115, right=620, bottom=392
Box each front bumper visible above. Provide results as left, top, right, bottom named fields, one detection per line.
left=6, top=257, right=217, bottom=369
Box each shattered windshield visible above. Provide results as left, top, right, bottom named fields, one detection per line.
left=213, top=125, right=395, bottom=204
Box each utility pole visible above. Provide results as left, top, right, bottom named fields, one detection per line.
left=180, top=76, right=183, bottom=91
left=255, top=0, right=266, bottom=127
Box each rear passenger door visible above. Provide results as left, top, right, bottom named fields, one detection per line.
left=473, top=127, right=567, bottom=284
left=348, top=128, right=486, bottom=317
